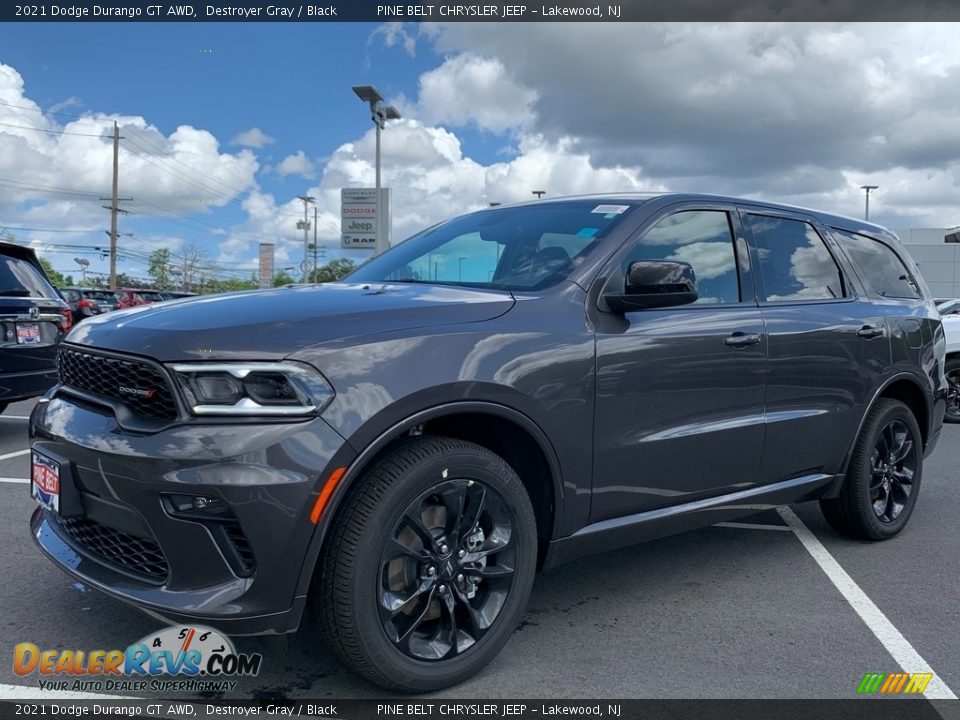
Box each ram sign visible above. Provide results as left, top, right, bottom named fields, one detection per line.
left=341, top=188, right=390, bottom=250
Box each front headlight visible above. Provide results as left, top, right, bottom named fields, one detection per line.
left=168, top=362, right=334, bottom=417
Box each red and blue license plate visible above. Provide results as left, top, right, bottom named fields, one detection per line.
left=31, top=452, right=60, bottom=514
left=16, top=323, right=41, bottom=345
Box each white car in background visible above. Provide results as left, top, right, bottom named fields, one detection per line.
left=937, top=299, right=960, bottom=423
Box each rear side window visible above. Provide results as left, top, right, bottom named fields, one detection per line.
left=832, top=229, right=921, bottom=299
left=623, top=210, right=741, bottom=304
left=0, top=253, right=58, bottom=299
left=745, top=215, right=845, bottom=302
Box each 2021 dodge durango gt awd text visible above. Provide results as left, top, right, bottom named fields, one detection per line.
left=29, top=194, right=946, bottom=691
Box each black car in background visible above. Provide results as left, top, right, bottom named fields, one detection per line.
left=59, top=287, right=120, bottom=323
left=0, top=242, right=71, bottom=414
left=29, top=194, right=946, bottom=691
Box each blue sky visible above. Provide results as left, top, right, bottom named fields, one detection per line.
left=0, top=23, right=511, bottom=283
left=2, top=22, right=959, bottom=285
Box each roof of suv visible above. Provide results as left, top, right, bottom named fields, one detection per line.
left=0, top=240, right=41, bottom=262
left=515, top=192, right=896, bottom=238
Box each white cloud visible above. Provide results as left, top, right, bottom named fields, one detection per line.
left=413, top=23, right=960, bottom=226
left=412, top=53, right=536, bottom=133
left=370, top=22, right=418, bottom=57
left=276, top=150, right=316, bottom=179
left=231, top=127, right=275, bottom=149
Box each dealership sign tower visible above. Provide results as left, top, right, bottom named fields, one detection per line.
left=341, top=187, right=390, bottom=253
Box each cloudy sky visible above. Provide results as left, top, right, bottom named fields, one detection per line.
left=1, top=22, right=959, bottom=283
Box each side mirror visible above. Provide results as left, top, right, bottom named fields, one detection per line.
left=605, top=260, right=699, bottom=312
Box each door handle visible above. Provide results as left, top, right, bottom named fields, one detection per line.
left=857, top=325, right=886, bottom=339
left=724, top=332, right=762, bottom=348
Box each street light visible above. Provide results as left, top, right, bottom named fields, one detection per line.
left=353, top=85, right=401, bottom=256
left=459, top=256, right=466, bottom=282
left=532, top=190, right=546, bottom=199
left=74, top=257, right=90, bottom=283
left=860, top=185, right=879, bottom=221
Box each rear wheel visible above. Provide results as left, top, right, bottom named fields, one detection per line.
left=820, top=399, right=922, bottom=540
left=944, top=357, right=960, bottom=423
left=315, top=436, right=537, bottom=692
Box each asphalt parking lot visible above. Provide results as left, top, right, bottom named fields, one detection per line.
left=1, top=397, right=958, bottom=700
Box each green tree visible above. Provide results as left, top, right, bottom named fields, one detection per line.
left=148, top=248, right=173, bottom=290
left=273, top=269, right=297, bottom=286
left=311, top=257, right=356, bottom=283
left=38, top=257, right=72, bottom=287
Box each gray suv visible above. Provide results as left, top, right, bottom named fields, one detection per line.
left=29, top=194, right=946, bottom=691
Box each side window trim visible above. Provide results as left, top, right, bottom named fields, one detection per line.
left=736, top=207, right=854, bottom=306
left=596, top=203, right=757, bottom=310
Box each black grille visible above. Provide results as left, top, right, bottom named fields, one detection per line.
left=224, top=521, right=256, bottom=575
left=57, top=346, right=178, bottom=420
left=57, top=516, right=169, bottom=583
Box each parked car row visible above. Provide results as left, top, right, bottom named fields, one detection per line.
left=0, top=241, right=198, bottom=414
left=60, top=287, right=196, bottom=320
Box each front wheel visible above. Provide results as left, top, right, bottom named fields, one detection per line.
left=820, top=399, right=923, bottom=540
left=315, top=436, right=538, bottom=692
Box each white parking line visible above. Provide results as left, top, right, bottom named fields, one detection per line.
left=0, top=449, right=29, bottom=461
left=0, top=683, right=129, bottom=700
left=778, top=507, right=957, bottom=700
left=0, top=478, right=28, bottom=484
left=714, top=521, right=793, bottom=532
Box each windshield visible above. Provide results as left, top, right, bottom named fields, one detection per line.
left=349, top=201, right=640, bottom=291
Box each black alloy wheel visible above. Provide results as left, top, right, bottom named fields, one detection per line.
left=867, top=419, right=917, bottom=523
left=944, top=358, right=960, bottom=423
left=378, top=478, right=517, bottom=661
left=316, top=436, right=537, bottom=692
left=820, top=398, right=923, bottom=540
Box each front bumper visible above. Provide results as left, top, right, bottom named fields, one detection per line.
left=30, top=394, right=352, bottom=635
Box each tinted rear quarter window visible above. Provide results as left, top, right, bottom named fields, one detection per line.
left=0, top=253, right=58, bottom=299
left=745, top=214, right=845, bottom=302
left=832, top=229, right=921, bottom=299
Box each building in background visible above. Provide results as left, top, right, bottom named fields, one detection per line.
left=892, top=228, right=960, bottom=299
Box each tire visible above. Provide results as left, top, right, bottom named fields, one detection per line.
left=314, top=436, right=538, bottom=692
left=820, top=399, right=923, bottom=540
left=944, top=357, right=960, bottom=424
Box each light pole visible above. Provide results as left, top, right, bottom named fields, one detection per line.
left=459, top=256, right=466, bottom=282
left=297, top=195, right=314, bottom=281
left=860, top=185, right=878, bottom=221
left=532, top=190, right=546, bottom=199
left=352, top=85, right=401, bottom=256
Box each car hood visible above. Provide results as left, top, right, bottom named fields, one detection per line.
left=66, top=283, right=515, bottom=362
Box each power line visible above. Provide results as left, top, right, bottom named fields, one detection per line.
left=0, top=120, right=108, bottom=138
left=0, top=226, right=100, bottom=234
left=0, top=97, right=92, bottom=121
left=0, top=177, right=104, bottom=199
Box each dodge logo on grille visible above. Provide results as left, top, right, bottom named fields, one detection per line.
left=118, top=385, right=156, bottom=399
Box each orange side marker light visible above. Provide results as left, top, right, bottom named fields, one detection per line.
left=310, top=467, right=347, bottom=524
